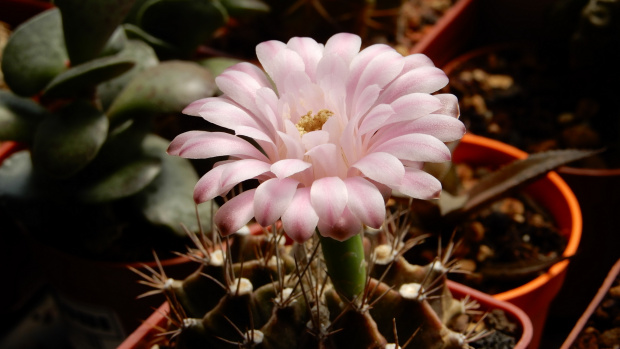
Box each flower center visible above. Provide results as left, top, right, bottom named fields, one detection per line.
left=296, top=109, right=333, bottom=136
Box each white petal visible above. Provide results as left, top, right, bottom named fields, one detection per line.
left=311, top=177, right=348, bottom=227
left=433, top=93, right=460, bottom=118
left=281, top=187, right=319, bottom=243
left=183, top=98, right=210, bottom=116
left=287, top=36, right=324, bottom=81
left=324, top=33, right=361, bottom=66
left=214, top=189, right=256, bottom=236
left=220, top=159, right=272, bottom=191
left=351, top=152, right=405, bottom=187
left=345, top=177, right=386, bottom=228
left=271, top=159, right=312, bottom=178
left=170, top=131, right=269, bottom=161
left=396, top=168, right=442, bottom=199
left=302, top=130, right=330, bottom=151
left=358, top=104, right=395, bottom=136
left=370, top=134, right=451, bottom=163
left=256, top=40, right=288, bottom=80
left=254, top=178, right=299, bottom=227
left=317, top=206, right=362, bottom=241
left=377, top=66, right=449, bottom=105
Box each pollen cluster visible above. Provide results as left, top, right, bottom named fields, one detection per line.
left=295, top=109, right=333, bottom=136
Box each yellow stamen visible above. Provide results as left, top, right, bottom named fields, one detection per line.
left=295, top=109, right=333, bottom=136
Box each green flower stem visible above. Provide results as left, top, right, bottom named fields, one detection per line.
left=319, top=233, right=366, bottom=301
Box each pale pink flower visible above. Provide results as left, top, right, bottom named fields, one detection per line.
left=168, top=33, right=465, bottom=242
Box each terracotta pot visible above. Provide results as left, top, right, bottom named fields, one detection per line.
left=410, top=0, right=478, bottom=68
left=118, top=280, right=534, bottom=349
left=0, top=141, right=197, bottom=349
left=453, top=134, right=582, bottom=349
left=559, top=258, right=620, bottom=349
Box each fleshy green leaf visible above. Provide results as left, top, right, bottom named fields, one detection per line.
left=136, top=0, right=228, bottom=57
left=133, top=135, right=216, bottom=236
left=443, top=148, right=601, bottom=217
left=0, top=151, right=39, bottom=201
left=122, top=23, right=177, bottom=55
left=53, top=0, right=138, bottom=64
left=31, top=100, right=109, bottom=178
left=43, top=55, right=135, bottom=98
left=107, top=60, right=216, bottom=127
left=97, top=40, right=159, bottom=110
left=198, top=56, right=242, bottom=94
left=0, top=91, right=49, bottom=142
left=221, top=0, right=270, bottom=16
left=77, top=156, right=161, bottom=203
left=98, top=26, right=128, bottom=57
left=1, top=9, right=68, bottom=96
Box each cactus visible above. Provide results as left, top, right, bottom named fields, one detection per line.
left=131, top=145, right=599, bottom=348
left=135, top=208, right=514, bottom=349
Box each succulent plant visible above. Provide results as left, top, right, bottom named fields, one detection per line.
left=0, top=0, right=222, bottom=259
left=131, top=145, right=596, bottom=349
left=136, top=214, right=503, bottom=349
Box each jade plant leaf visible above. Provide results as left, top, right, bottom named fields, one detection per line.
left=0, top=151, right=39, bottom=201
left=122, top=23, right=178, bottom=56
left=1, top=9, right=68, bottom=97
left=221, top=0, right=270, bottom=16
left=106, top=61, right=216, bottom=128
left=53, top=0, right=138, bottom=64
left=77, top=156, right=162, bottom=204
left=0, top=91, right=49, bottom=142
left=98, top=26, right=128, bottom=58
left=31, top=100, right=109, bottom=179
left=133, top=135, right=216, bottom=236
left=136, top=0, right=228, bottom=57
left=97, top=40, right=159, bottom=110
left=442, top=148, right=601, bottom=218
left=43, top=56, right=135, bottom=98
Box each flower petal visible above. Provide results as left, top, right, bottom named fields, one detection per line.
left=221, top=159, right=272, bottom=191
left=214, top=189, right=256, bottom=236
left=183, top=98, right=210, bottom=116
left=350, top=152, right=404, bottom=187
left=317, top=206, right=362, bottom=241
left=271, top=159, right=312, bottom=178
left=323, top=33, right=361, bottom=66
left=433, top=93, right=460, bottom=118
left=370, top=134, right=451, bottom=163
left=287, top=37, right=324, bottom=81
left=169, top=131, right=269, bottom=161
left=387, top=93, right=443, bottom=123
left=377, top=66, right=449, bottom=105
left=198, top=98, right=264, bottom=132
left=254, top=178, right=299, bottom=227
left=311, top=176, right=348, bottom=227
left=396, top=167, right=442, bottom=199
left=193, top=160, right=270, bottom=203
left=281, top=187, right=319, bottom=243
left=345, top=177, right=386, bottom=228
left=167, top=130, right=207, bottom=155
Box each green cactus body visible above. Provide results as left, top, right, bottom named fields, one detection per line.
left=144, top=224, right=498, bottom=349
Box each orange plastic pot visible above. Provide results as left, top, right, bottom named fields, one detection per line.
left=453, top=134, right=582, bottom=349
left=118, top=281, right=533, bottom=349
